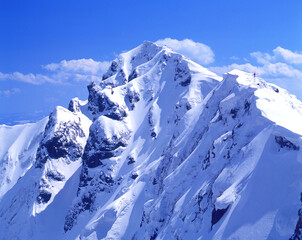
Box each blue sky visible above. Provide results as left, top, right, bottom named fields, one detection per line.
left=1, top=0, right=302, bottom=124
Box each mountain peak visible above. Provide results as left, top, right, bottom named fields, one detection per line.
left=1, top=42, right=302, bottom=240
left=140, top=40, right=163, bottom=50
left=220, top=69, right=302, bottom=135
left=223, top=69, right=264, bottom=88
left=101, top=40, right=219, bottom=87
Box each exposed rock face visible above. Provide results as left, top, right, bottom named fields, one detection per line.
left=83, top=117, right=131, bottom=169
left=275, top=135, right=300, bottom=151
left=1, top=42, right=302, bottom=240
left=32, top=107, right=91, bottom=212
left=174, top=58, right=192, bottom=86
left=68, top=98, right=82, bottom=113
left=35, top=109, right=85, bottom=168
left=87, top=82, right=127, bottom=120
left=64, top=112, right=132, bottom=231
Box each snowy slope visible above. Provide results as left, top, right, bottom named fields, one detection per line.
left=0, top=118, right=48, bottom=200
left=1, top=41, right=302, bottom=240
left=0, top=106, right=92, bottom=239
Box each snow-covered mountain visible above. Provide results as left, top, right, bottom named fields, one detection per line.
left=1, top=41, right=302, bottom=240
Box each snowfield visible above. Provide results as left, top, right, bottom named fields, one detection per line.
left=1, top=41, right=302, bottom=240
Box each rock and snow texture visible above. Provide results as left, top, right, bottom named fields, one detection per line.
left=1, top=41, right=302, bottom=240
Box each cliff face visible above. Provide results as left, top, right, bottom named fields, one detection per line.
left=1, top=42, right=302, bottom=240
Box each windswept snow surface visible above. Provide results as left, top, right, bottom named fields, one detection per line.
left=1, top=42, right=302, bottom=240
left=0, top=118, right=48, bottom=199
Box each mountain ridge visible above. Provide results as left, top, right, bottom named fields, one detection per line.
left=0, top=41, right=302, bottom=240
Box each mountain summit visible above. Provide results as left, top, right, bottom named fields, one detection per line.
left=1, top=41, right=302, bottom=240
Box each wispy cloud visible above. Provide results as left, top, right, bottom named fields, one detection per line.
left=251, top=47, right=302, bottom=65
left=1, top=44, right=301, bottom=88
left=43, top=59, right=110, bottom=74
left=0, top=59, right=111, bottom=85
left=0, top=72, right=54, bottom=85
left=156, top=38, right=215, bottom=65
left=210, top=46, right=302, bottom=81
left=210, top=62, right=302, bottom=79
left=230, top=56, right=240, bottom=61
left=0, top=88, right=21, bottom=97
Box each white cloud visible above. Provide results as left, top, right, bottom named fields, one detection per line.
left=0, top=72, right=56, bottom=85
left=2, top=44, right=301, bottom=88
left=0, top=59, right=111, bottom=85
left=250, top=51, right=274, bottom=65
left=210, top=62, right=302, bottom=80
left=43, top=59, right=110, bottom=74
left=0, top=88, right=21, bottom=97
left=210, top=46, right=302, bottom=83
left=156, top=38, right=214, bottom=65
left=273, top=47, right=302, bottom=65
left=251, top=47, right=302, bottom=65
left=263, top=62, right=302, bottom=78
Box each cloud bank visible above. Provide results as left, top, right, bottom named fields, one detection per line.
left=0, top=59, right=110, bottom=85
left=251, top=47, right=302, bottom=65
left=0, top=42, right=301, bottom=89
left=209, top=47, right=302, bottom=81
left=43, top=59, right=110, bottom=74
